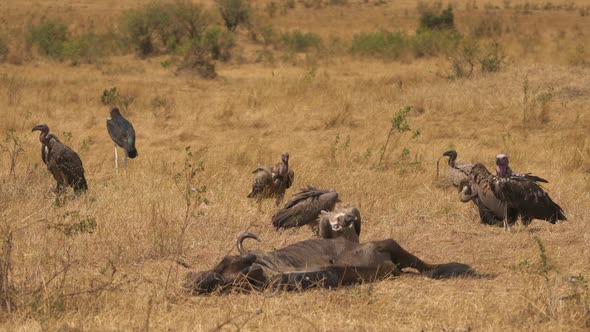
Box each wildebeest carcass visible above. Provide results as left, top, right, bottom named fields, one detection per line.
left=183, top=232, right=475, bottom=294
left=32, top=124, right=88, bottom=193
left=248, top=152, right=295, bottom=206
left=459, top=163, right=566, bottom=229
left=272, top=186, right=340, bottom=231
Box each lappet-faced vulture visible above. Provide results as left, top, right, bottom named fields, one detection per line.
left=272, top=186, right=340, bottom=231
left=247, top=152, right=295, bottom=206
left=437, top=150, right=473, bottom=188
left=318, top=206, right=361, bottom=243
left=32, top=124, right=88, bottom=193
left=495, top=153, right=548, bottom=183
left=460, top=163, right=565, bottom=228
left=106, top=107, right=137, bottom=171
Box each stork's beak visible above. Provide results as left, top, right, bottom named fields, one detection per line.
left=31, top=124, right=47, bottom=132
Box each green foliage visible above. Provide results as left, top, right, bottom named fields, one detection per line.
left=265, top=1, right=279, bottom=17
left=281, top=30, right=322, bottom=52
left=216, top=0, right=251, bottom=32
left=62, top=32, right=119, bottom=64
left=122, top=1, right=212, bottom=56
left=101, top=87, right=134, bottom=110
left=123, top=7, right=156, bottom=56
left=478, top=41, right=506, bottom=73
left=379, top=106, right=420, bottom=167
left=201, top=27, right=235, bottom=61
left=411, top=29, right=460, bottom=57
left=0, top=36, right=8, bottom=62
left=50, top=211, right=97, bottom=237
left=351, top=29, right=459, bottom=60
left=418, top=4, right=455, bottom=32
left=26, top=20, right=69, bottom=59
left=351, top=31, right=407, bottom=59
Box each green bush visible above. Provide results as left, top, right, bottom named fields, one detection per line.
left=123, top=7, right=156, bottom=56
left=351, top=31, right=407, bottom=59
left=418, top=4, right=455, bottom=31
left=26, top=20, right=69, bottom=59
left=63, top=32, right=120, bottom=64
left=0, top=36, right=8, bottom=62
left=122, top=2, right=213, bottom=56
left=281, top=30, right=322, bottom=52
left=216, top=0, right=251, bottom=32
left=201, top=27, right=235, bottom=61
left=411, top=29, right=460, bottom=57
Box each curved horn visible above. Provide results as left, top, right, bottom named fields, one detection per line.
left=436, top=156, right=442, bottom=180
left=237, top=232, right=261, bottom=255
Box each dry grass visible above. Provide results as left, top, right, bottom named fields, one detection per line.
left=0, top=0, right=590, bottom=331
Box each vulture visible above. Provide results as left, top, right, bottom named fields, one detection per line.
left=437, top=150, right=473, bottom=188
left=32, top=124, right=88, bottom=193
left=106, top=107, right=137, bottom=171
left=460, top=163, right=566, bottom=228
left=272, top=186, right=340, bottom=231
left=247, top=152, right=295, bottom=206
left=318, top=206, right=361, bottom=243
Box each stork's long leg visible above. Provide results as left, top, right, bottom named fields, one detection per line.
left=114, top=144, right=119, bottom=172
left=124, top=153, right=128, bottom=171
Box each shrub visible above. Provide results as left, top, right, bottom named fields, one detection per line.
left=351, top=31, right=407, bottom=59
left=26, top=20, right=69, bottom=59
left=281, top=30, right=322, bottom=52
left=265, top=1, right=279, bottom=17
left=447, top=38, right=479, bottom=79
left=63, top=32, right=119, bottom=64
left=216, top=0, right=251, bottom=32
left=477, top=40, right=506, bottom=73
left=201, top=27, right=235, bottom=61
left=123, top=7, right=156, bottom=56
left=469, top=13, right=503, bottom=38
left=411, top=29, right=460, bottom=57
left=418, top=4, right=455, bottom=32
left=122, top=2, right=212, bottom=56
left=0, top=36, right=8, bottom=62
left=177, top=48, right=217, bottom=79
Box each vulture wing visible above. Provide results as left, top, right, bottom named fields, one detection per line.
left=50, top=139, right=88, bottom=192
left=447, top=164, right=472, bottom=188
left=492, top=177, right=565, bottom=223
left=272, top=186, right=339, bottom=230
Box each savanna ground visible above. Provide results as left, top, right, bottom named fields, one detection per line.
left=0, top=0, right=590, bottom=330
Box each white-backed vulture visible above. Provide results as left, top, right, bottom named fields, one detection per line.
left=32, top=124, right=88, bottom=193
left=461, top=163, right=566, bottom=228
left=318, top=206, right=361, bottom=243
left=247, top=152, right=295, bottom=206
left=437, top=150, right=473, bottom=188
left=107, top=107, right=137, bottom=171
left=183, top=232, right=475, bottom=294
left=271, top=186, right=340, bottom=231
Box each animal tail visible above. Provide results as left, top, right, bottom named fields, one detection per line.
left=127, top=147, right=138, bottom=159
